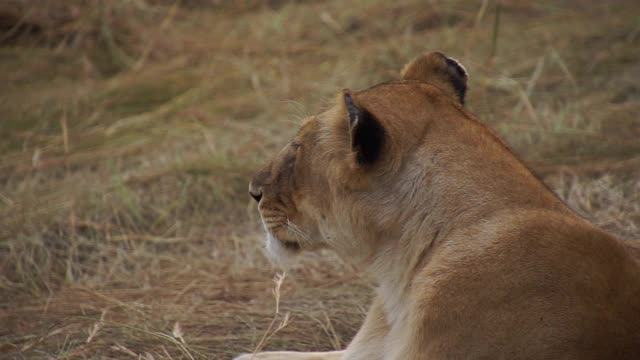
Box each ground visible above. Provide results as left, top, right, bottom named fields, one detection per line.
left=1, top=1, right=639, bottom=359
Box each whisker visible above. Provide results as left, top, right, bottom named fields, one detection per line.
left=290, top=222, right=311, bottom=241
left=285, top=220, right=312, bottom=246
left=285, top=224, right=304, bottom=244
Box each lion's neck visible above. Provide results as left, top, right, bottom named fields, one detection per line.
left=370, top=231, right=439, bottom=326
left=363, top=189, right=511, bottom=326
left=356, top=132, right=572, bottom=322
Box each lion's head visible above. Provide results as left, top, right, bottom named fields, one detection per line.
left=248, top=52, right=488, bottom=264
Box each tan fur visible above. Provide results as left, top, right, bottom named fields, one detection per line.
left=239, top=52, right=640, bottom=360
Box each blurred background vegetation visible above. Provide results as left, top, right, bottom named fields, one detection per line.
left=1, top=0, right=639, bottom=359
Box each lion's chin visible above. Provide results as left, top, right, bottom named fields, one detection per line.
left=264, top=232, right=301, bottom=266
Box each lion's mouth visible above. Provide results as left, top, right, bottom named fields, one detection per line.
left=282, top=239, right=302, bottom=251
left=265, top=226, right=303, bottom=252
left=263, top=221, right=306, bottom=253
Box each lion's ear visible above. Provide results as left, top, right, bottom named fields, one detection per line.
left=401, top=52, right=468, bottom=104
left=343, top=89, right=384, bottom=165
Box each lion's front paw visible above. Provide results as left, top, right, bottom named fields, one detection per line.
left=232, top=354, right=277, bottom=360
left=233, top=354, right=253, bottom=360
left=232, top=352, right=290, bottom=360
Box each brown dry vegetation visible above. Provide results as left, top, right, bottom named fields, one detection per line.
left=1, top=0, right=639, bottom=359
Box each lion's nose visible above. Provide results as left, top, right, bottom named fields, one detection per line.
left=248, top=183, right=263, bottom=203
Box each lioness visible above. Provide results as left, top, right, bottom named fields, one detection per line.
left=238, top=52, right=640, bottom=359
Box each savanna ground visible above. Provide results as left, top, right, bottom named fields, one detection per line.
left=1, top=0, right=639, bottom=359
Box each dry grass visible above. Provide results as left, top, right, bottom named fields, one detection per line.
left=1, top=0, right=639, bottom=359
